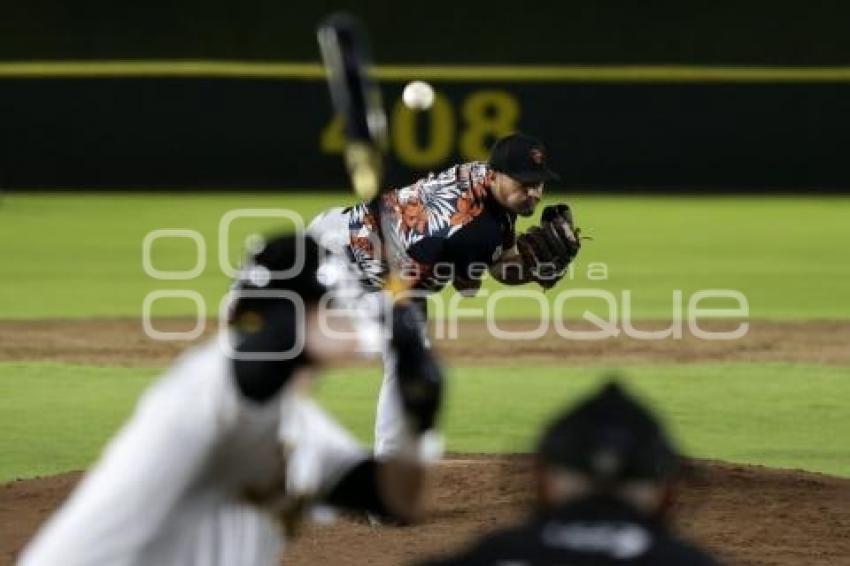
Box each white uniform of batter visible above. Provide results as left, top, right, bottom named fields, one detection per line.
left=18, top=340, right=366, bottom=566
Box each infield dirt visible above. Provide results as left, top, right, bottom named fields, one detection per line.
left=2, top=319, right=849, bottom=367
left=1, top=319, right=849, bottom=565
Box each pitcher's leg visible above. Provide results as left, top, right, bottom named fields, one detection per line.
left=374, top=344, right=406, bottom=459
left=374, top=297, right=429, bottom=458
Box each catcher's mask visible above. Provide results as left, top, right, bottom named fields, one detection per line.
left=537, top=380, right=679, bottom=486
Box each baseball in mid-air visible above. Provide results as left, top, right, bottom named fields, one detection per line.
left=402, top=80, right=435, bottom=110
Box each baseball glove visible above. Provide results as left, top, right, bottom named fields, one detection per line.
left=516, top=203, right=581, bottom=289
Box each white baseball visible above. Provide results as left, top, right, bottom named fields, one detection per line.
left=402, top=81, right=435, bottom=110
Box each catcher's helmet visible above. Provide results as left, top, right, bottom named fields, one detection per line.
left=537, top=381, right=679, bottom=484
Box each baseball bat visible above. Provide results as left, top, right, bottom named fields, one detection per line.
left=316, top=12, right=410, bottom=298
left=317, top=13, right=387, bottom=202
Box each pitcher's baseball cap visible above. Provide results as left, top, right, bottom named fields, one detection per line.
left=488, top=133, right=560, bottom=184
left=537, top=381, right=679, bottom=483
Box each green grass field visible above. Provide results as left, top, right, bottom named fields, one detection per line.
left=2, top=361, right=848, bottom=482
left=1, top=193, right=849, bottom=482
left=2, top=193, right=849, bottom=319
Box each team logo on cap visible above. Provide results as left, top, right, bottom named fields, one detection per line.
left=530, top=148, right=544, bottom=164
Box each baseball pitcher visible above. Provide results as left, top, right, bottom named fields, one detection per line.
left=308, top=132, right=582, bottom=458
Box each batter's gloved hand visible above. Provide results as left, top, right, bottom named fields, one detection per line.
left=516, top=203, right=581, bottom=289
left=391, top=302, right=443, bottom=433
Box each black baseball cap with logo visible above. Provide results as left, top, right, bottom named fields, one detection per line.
left=488, top=133, right=560, bottom=184
left=537, top=381, right=680, bottom=483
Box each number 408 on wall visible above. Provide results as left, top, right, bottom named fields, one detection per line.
left=320, top=89, right=521, bottom=168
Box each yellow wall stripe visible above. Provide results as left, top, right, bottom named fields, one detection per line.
left=2, top=61, right=850, bottom=82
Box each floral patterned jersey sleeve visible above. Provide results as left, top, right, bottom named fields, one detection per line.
left=348, top=162, right=507, bottom=292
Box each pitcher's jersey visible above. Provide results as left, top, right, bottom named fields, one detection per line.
left=347, top=162, right=517, bottom=292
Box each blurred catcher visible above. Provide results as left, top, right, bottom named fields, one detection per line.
left=421, top=381, right=720, bottom=565
left=19, top=233, right=444, bottom=566
left=308, top=132, right=582, bottom=458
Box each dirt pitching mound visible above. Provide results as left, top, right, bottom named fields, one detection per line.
left=2, top=456, right=848, bottom=566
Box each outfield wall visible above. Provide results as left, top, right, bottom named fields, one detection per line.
left=4, top=2, right=849, bottom=190
left=2, top=64, right=849, bottom=190
left=4, top=1, right=850, bottom=65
